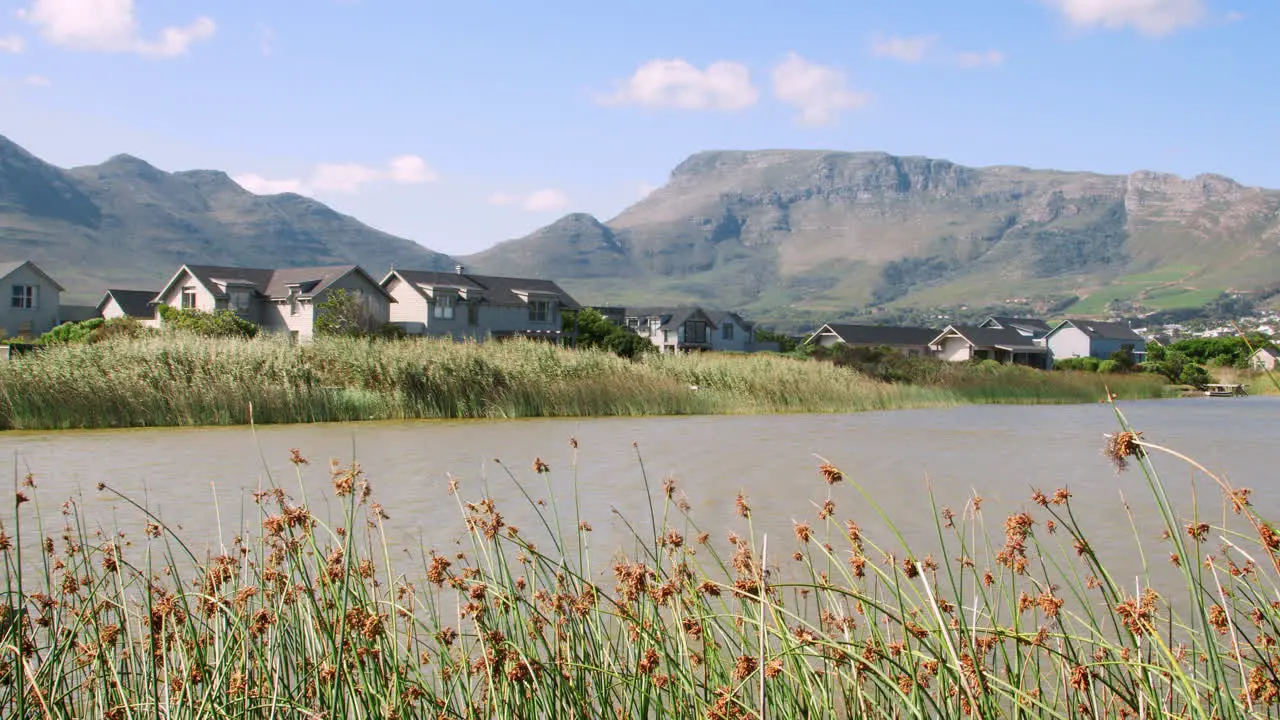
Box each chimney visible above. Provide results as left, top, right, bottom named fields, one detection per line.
left=455, top=264, right=465, bottom=275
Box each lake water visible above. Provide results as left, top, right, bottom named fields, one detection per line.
left=1, top=397, right=1276, bottom=581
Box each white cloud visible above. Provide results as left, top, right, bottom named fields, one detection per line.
left=19, top=0, right=216, bottom=57
left=599, top=58, right=758, bottom=111
left=234, top=155, right=440, bottom=196
left=770, top=52, right=869, bottom=127
left=487, top=189, right=570, bottom=212
left=0, top=34, right=25, bottom=53
left=1044, top=0, right=1206, bottom=36
left=233, top=174, right=307, bottom=195
left=955, top=50, right=1006, bottom=68
left=23, top=74, right=51, bottom=87
left=386, top=154, right=438, bottom=184
left=870, top=34, right=938, bottom=63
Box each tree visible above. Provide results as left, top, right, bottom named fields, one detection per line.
left=157, top=305, right=258, bottom=338
left=314, top=290, right=396, bottom=338
left=562, top=309, right=654, bottom=359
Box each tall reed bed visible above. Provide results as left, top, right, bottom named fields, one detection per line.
left=0, top=404, right=1275, bottom=718
left=0, top=334, right=1167, bottom=430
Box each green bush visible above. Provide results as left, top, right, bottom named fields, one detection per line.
left=1096, top=359, right=1122, bottom=374
left=1053, top=357, right=1101, bottom=372
left=157, top=305, right=259, bottom=338
left=38, top=317, right=149, bottom=345
left=562, top=308, right=655, bottom=359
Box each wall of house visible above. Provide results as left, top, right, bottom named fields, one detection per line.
left=1086, top=337, right=1145, bottom=360
left=936, top=336, right=973, bottom=362
left=1252, top=351, right=1279, bottom=371
left=0, top=265, right=61, bottom=339
left=261, top=300, right=315, bottom=340
left=808, top=331, right=844, bottom=348
left=385, top=276, right=432, bottom=334
left=390, top=282, right=565, bottom=341
left=712, top=320, right=752, bottom=352
left=100, top=298, right=126, bottom=320
left=1046, top=328, right=1093, bottom=363
left=155, top=270, right=220, bottom=315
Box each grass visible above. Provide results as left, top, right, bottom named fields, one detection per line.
left=0, top=399, right=1278, bottom=717
left=0, top=335, right=1171, bottom=430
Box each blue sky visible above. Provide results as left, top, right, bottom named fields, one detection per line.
left=0, top=0, right=1272, bottom=256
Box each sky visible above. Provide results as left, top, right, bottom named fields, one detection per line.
left=0, top=0, right=1275, bottom=257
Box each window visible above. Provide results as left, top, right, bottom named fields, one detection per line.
left=467, top=302, right=479, bottom=326
left=722, top=322, right=734, bottom=341
left=231, top=290, right=252, bottom=312
left=686, top=321, right=707, bottom=344
left=529, top=299, right=550, bottom=323
left=625, top=316, right=640, bottom=329
left=289, top=292, right=300, bottom=316
left=180, top=288, right=197, bottom=309
left=434, top=293, right=455, bottom=319
left=10, top=285, right=36, bottom=309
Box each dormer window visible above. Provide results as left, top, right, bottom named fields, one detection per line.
left=528, top=299, right=550, bottom=323
left=286, top=284, right=301, bottom=316
left=434, top=292, right=456, bottom=319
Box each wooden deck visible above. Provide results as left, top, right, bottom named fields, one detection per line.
left=1203, top=383, right=1248, bottom=397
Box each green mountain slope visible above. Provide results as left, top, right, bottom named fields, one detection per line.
left=463, top=150, right=1280, bottom=325
left=0, top=135, right=455, bottom=301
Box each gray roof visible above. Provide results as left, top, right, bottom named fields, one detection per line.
left=814, top=324, right=939, bottom=347
left=982, top=316, right=1051, bottom=335
left=1052, top=319, right=1144, bottom=342
left=0, top=260, right=65, bottom=291
left=162, top=264, right=389, bottom=302
left=621, top=306, right=718, bottom=330
left=936, top=325, right=1047, bottom=352
left=386, top=269, right=580, bottom=309
left=98, top=289, right=157, bottom=318
left=705, top=310, right=754, bottom=330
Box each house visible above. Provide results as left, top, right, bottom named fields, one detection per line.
left=1250, top=347, right=1280, bottom=371
left=805, top=323, right=938, bottom=357
left=153, top=264, right=392, bottom=341
left=978, top=316, right=1052, bottom=341
left=98, top=289, right=159, bottom=324
left=381, top=266, right=579, bottom=341
left=930, top=325, right=1050, bottom=368
left=602, top=307, right=720, bottom=353
left=1043, top=319, right=1147, bottom=365
left=0, top=261, right=63, bottom=339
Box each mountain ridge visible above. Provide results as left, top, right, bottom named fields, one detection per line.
left=0, top=135, right=455, bottom=301
left=463, top=149, right=1280, bottom=325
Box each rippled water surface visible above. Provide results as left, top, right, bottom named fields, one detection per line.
left=1, top=397, right=1275, bottom=577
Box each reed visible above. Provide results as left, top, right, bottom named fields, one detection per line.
left=0, top=334, right=1168, bottom=430
left=0, top=404, right=1275, bottom=718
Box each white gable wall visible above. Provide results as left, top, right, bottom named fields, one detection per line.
left=0, top=264, right=61, bottom=338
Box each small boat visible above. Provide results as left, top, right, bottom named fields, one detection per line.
left=1203, top=383, right=1247, bottom=397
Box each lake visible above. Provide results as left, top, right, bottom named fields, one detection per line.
left=1, top=396, right=1275, bottom=581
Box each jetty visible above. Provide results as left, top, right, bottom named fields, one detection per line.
left=1203, top=383, right=1247, bottom=397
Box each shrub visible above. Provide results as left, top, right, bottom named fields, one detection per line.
left=562, top=308, right=655, bottom=359
left=1096, top=359, right=1122, bottom=374
left=157, top=305, right=259, bottom=338
left=1053, top=357, right=1100, bottom=372
left=314, top=289, right=400, bottom=338
left=39, top=317, right=149, bottom=345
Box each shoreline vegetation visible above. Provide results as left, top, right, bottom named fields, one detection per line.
left=0, top=334, right=1172, bottom=431
left=0, top=405, right=1278, bottom=717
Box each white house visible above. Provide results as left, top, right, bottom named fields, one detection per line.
left=1250, top=347, right=1280, bottom=371
left=1043, top=319, right=1147, bottom=365
left=152, top=264, right=392, bottom=341
left=0, top=260, right=63, bottom=339
left=804, top=323, right=938, bottom=356
left=381, top=266, right=579, bottom=340
left=929, top=325, right=1049, bottom=368
left=97, top=289, right=159, bottom=325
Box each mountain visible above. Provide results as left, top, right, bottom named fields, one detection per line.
left=0, top=135, right=455, bottom=301
left=464, top=150, right=1280, bottom=326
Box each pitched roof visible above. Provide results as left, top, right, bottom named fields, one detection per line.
left=705, top=310, right=753, bottom=330
left=811, top=323, right=938, bottom=347
left=385, top=270, right=580, bottom=309
left=0, top=260, right=66, bottom=291
left=621, top=306, right=718, bottom=330
left=981, top=316, right=1051, bottom=335
left=97, top=289, right=157, bottom=318
left=1251, top=347, right=1280, bottom=358
left=933, top=325, right=1047, bottom=352
left=1050, top=319, right=1144, bottom=342
left=159, top=264, right=391, bottom=303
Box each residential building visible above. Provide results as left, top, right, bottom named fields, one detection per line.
left=98, top=289, right=159, bottom=324
left=613, top=307, right=718, bottom=353
left=152, top=264, right=392, bottom=341
left=0, top=261, right=63, bottom=339
left=805, top=323, right=938, bottom=357
left=1043, top=319, right=1147, bottom=365
left=704, top=310, right=772, bottom=352
left=382, top=266, right=578, bottom=340
left=1250, top=347, right=1280, bottom=371
left=930, top=325, right=1050, bottom=368
left=978, top=316, right=1052, bottom=341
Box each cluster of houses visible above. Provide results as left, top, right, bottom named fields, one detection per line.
left=8, top=258, right=1274, bottom=370
left=805, top=316, right=1150, bottom=368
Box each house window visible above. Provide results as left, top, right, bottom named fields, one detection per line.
left=10, top=285, right=36, bottom=310
left=686, top=321, right=708, bottom=344
left=722, top=323, right=734, bottom=341
left=467, top=302, right=479, bottom=326
left=231, top=289, right=251, bottom=313
left=434, top=293, right=455, bottom=319
left=529, top=299, right=550, bottom=323
left=181, top=288, right=197, bottom=309
left=625, top=316, right=640, bottom=329
left=289, top=292, right=300, bottom=316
